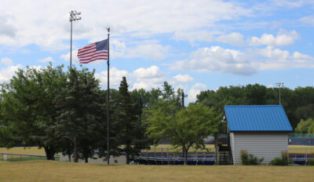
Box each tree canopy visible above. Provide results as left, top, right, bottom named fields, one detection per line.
left=144, top=83, right=220, bottom=164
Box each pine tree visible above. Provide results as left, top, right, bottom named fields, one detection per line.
left=116, top=77, right=149, bottom=164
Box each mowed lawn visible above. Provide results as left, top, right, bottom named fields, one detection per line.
left=0, top=161, right=314, bottom=182
left=0, top=147, right=45, bottom=156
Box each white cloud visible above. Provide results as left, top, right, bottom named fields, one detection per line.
left=113, top=41, right=169, bottom=60
left=173, top=31, right=214, bottom=42
left=258, top=46, right=290, bottom=60
left=257, top=46, right=314, bottom=70
left=0, top=65, right=21, bottom=83
left=299, top=15, right=314, bottom=26
left=172, top=46, right=256, bottom=75
left=39, top=57, right=54, bottom=63
left=188, top=83, right=207, bottom=103
left=173, top=74, right=193, bottom=83
left=0, top=0, right=249, bottom=49
left=0, top=15, right=16, bottom=38
left=250, top=31, right=298, bottom=47
left=132, top=65, right=164, bottom=90
left=172, top=45, right=314, bottom=75
left=95, top=67, right=128, bottom=88
left=95, top=65, right=165, bottom=90
left=0, top=57, right=13, bottom=65
left=60, top=50, right=79, bottom=65
left=133, top=65, right=162, bottom=79
left=216, top=32, right=244, bottom=46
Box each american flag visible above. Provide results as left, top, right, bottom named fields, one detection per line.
left=77, top=39, right=109, bottom=64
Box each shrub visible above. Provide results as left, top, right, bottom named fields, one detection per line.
left=270, top=152, right=289, bottom=166
left=240, top=150, right=264, bottom=165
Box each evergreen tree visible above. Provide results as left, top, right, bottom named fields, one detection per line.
left=116, top=77, right=149, bottom=163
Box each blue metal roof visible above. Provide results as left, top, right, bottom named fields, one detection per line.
left=224, top=105, right=293, bottom=132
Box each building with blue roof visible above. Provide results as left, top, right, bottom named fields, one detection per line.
left=224, top=105, right=292, bottom=164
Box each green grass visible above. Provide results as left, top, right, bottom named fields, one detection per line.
left=0, top=147, right=45, bottom=156
left=0, top=161, right=313, bottom=182
left=1, top=156, right=45, bottom=162
left=288, top=145, right=314, bottom=154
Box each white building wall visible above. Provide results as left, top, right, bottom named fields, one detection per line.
left=230, top=133, right=288, bottom=164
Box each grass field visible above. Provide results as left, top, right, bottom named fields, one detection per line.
left=0, top=147, right=45, bottom=156
left=0, top=160, right=313, bottom=182
left=288, top=145, right=314, bottom=154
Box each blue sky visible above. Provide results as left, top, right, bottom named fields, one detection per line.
left=1, top=0, right=314, bottom=102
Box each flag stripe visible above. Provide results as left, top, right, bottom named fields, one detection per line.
left=79, top=55, right=108, bottom=62
left=78, top=51, right=108, bottom=59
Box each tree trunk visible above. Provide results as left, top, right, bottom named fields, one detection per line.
left=182, top=147, right=188, bottom=165
left=44, top=146, right=55, bottom=160
left=73, top=137, right=79, bottom=163
left=84, top=156, right=88, bottom=163
left=126, top=144, right=131, bottom=164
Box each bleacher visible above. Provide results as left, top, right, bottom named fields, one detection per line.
left=134, top=152, right=215, bottom=165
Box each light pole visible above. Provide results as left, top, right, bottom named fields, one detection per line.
left=69, top=10, right=81, bottom=68
left=276, top=82, right=284, bottom=104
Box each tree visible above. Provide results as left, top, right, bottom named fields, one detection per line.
left=115, top=77, right=150, bottom=163
left=0, top=65, right=67, bottom=160
left=196, top=84, right=314, bottom=129
left=145, top=102, right=219, bottom=164
left=295, top=118, right=314, bottom=134
left=55, top=67, right=103, bottom=163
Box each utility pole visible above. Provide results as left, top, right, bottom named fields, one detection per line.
left=276, top=82, right=284, bottom=105
left=69, top=10, right=81, bottom=68
left=180, top=89, right=188, bottom=107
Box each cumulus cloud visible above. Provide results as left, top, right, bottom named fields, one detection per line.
left=216, top=32, right=245, bottom=46
left=172, top=45, right=314, bottom=75
left=0, top=0, right=249, bottom=49
left=257, top=46, right=314, bottom=70
left=113, top=41, right=169, bottom=60
left=188, top=83, right=207, bottom=103
left=173, top=31, right=214, bottom=42
left=0, top=15, right=16, bottom=38
left=132, top=65, right=164, bottom=90
left=172, top=46, right=256, bottom=75
left=95, top=67, right=128, bottom=88
left=0, top=65, right=21, bottom=83
left=173, top=74, right=193, bottom=83
left=250, top=31, right=298, bottom=47
left=95, top=65, right=165, bottom=90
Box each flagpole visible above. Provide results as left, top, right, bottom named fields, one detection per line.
left=106, top=27, right=110, bottom=165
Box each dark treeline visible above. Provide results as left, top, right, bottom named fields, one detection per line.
left=0, top=65, right=313, bottom=162
left=196, top=84, right=314, bottom=128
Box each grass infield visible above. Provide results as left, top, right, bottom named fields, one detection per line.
left=0, top=160, right=313, bottom=182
